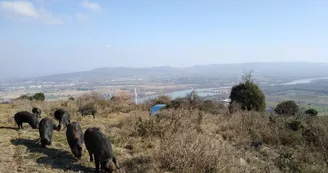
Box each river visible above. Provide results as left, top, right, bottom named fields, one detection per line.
left=138, top=87, right=227, bottom=103
left=138, top=76, right=328, bottom=103
left=282, top=77, right=328, bottom=85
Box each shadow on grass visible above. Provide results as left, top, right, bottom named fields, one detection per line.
left=11, top=138, right=94, bottom=172
left=0, top=126, right=18, bottom=130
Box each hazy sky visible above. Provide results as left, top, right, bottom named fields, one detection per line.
left=0, top=0, right=328, bottom=78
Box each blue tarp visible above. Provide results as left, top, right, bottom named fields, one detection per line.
left=151, top=104, right=167, bottom=115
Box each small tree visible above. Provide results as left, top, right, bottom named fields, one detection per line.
left=241, top=69, right=254, bottom=83
left=304, top=108, right=318, bottom=116
left=186, top=90, right=203, bottom=108
left=275, top=100, right=299, bottom=116
left=33, top=92, right=45, bottom=101
left=229, top=71, right=266, bottom=112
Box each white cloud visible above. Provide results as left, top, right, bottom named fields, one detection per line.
left=0, top=0, right=62, bottom=24
left=81, top=0, right=101, bottom=12
left=0, top=1, right=38, bottom=18
left=104, top=44, right=111, bottom=48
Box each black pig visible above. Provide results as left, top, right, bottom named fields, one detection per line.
left=84, top=127, right=119, bottom=173
left=13, top=111, right=39, bottom=129
left=66, top=122, right=84, bottom=159
left=32, top=107, right=42, bottom=118
left=38, top=118, right=54, bottom=148
left=79, top=107, right=97, bottom=119
left=54, top=108, right=70, bottom=131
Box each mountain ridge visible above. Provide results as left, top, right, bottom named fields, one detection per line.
left=34, top=62, right=328, bottom=81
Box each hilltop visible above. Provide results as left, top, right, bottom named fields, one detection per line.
left=0, top=92, right=328, bottom=173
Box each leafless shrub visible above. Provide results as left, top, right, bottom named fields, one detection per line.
left=157, top=131, right=233, bottom=173
left=76, top=92, right=104, bottom=109
left=112, top=91, right=133, bottom=104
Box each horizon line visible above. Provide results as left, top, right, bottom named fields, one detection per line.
left=5, top=61, right=328, bottom=80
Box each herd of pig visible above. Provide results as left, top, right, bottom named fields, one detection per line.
left=12, top=107, right=120, bottom=173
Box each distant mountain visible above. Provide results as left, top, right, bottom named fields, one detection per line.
left=36, top=66, right=183, bottom=81
left=36, top=62, right=328, bottom=81
left=184, top=62, right=328, bottom=77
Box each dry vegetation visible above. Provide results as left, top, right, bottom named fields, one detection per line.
left=1, top=92, right=328, bottom=173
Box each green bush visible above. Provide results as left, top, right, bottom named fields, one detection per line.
left=304, top=108, right=318, bottom=116
left=17, top=92, right=45, bottom=101
left=17, top=95, right=33, bottom=101
left=33, top=92, right=45, bottom=101
left=229, top=81, right=266, bottom=112
left=275, top=100, right=299, bottom=116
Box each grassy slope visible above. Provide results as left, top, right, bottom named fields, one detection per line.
left=0, top=104, right=129, bottom=173
left=1, top=98, right=328, bottom=173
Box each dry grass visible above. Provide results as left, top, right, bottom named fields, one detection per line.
left=1, top=95, right=328, bottom=173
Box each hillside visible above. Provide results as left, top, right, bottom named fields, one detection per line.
left=36, top=66, right=181, bottom=81
left=1, top=93, right=328, bottom=173
left=34, top=62, right=328, bottom=81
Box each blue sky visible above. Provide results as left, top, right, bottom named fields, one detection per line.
left=0, top=0, right=328, bottom=78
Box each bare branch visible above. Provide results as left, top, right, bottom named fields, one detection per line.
left=242, top=69, right=254, bottom=83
